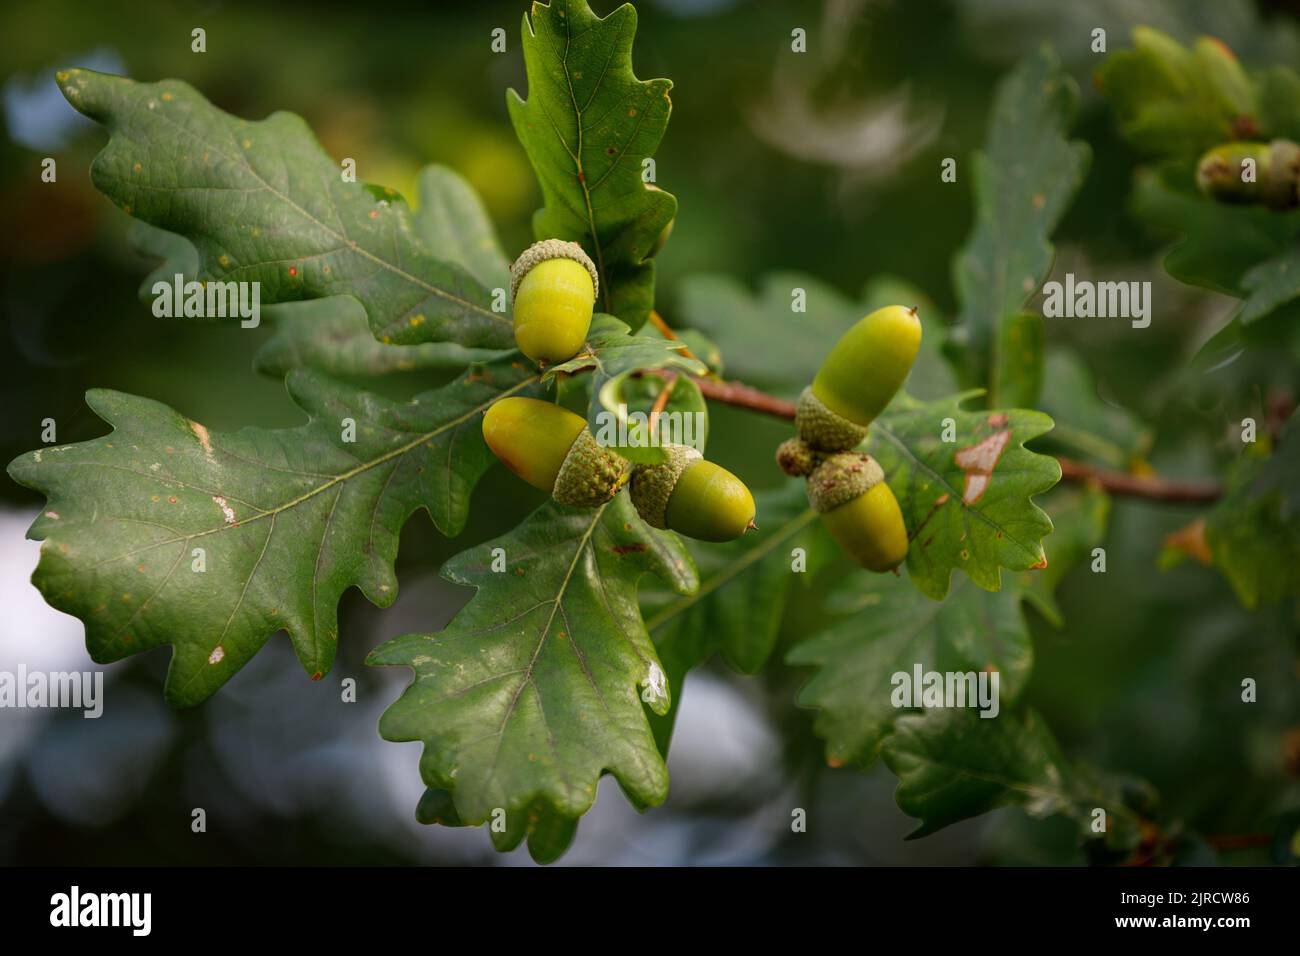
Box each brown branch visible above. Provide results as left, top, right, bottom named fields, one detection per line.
left=694, top=376, right=798, bottom=419
left=1057, top=457, right=1222, bottom=504
left=690, top=374, right=1225, bottom=504
left=1203, top=833, right=1273, bottom=851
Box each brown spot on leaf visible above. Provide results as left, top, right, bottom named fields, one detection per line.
left=311, top=671, right=323, bottom=681
left=954, top=429, right=1012, bottom=504
left=988, top=413, right=1009, bottom=428
left=612, top=543, right=648, bottom=556
left=1029, top=555, right=1048, bottom=570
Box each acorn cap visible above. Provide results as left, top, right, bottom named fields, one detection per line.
left=510, top=239, right=599, bottom=303
left=1264, top=138, right=1300, bottom=210
left=629, top=444, right=701, bottom=529
left=796, top=387, right=869, bottom=452
left=554, top=427, right=631, bottom=508
left=806, top=451, right=885, bottom=513
left=776, top=436, right=819, bottom=477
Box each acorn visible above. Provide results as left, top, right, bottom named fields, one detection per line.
left=807, top=451, right=908, bottom=573
left=797, top=305, right=922, bottom=451
left=1196, top=139, right=1300, bottom=210
left=510, top=239, right=599, bottom=365
left=630, top=444, right=756, bottom=542
left=482, top=397, right=629, bottom=508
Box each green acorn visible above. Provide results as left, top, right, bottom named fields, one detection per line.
left=510, top=239, right=599, bottom=365
left=797, top=305, right=922, bottom=450
left=482, top=397, right=629, bottom=507
left=630, top=445, right=756, bottom=542
left=1196, top=139, right=1300, bottom=210
left=806, top=451, right=908, bottom=573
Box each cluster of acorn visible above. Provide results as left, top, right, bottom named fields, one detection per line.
left=481, top=239, right=757, bottom=542
left=1197, top=139, right=1300, bottom=210
left=776, top=305, right=922, bottom=572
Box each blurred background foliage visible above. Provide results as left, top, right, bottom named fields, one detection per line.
left=1, top=0, right=1298, bottom=865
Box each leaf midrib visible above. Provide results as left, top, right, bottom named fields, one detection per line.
left=89, top=375, right=539, bottom=562
left=117, top=81, right=509, bottom=330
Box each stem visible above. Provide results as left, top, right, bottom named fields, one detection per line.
left=689, top=374, right=1225, bottom=504
left=1057, top=458, right=1222, bottom=504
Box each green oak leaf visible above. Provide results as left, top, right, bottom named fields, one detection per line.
left=882, top=707, right=1142, bottom=844
left=544, top=314, right=705, bottom=463
left=788, top=572, right=1032, bottom=770
left=674, top=273, right=944, bottom=398
left=1205, top=412, right=1300, bottom=607
left=1095, top=28, right=1256, bottom=159
left=409, top=165, right=512, bottom=294
left=58, top=68, right=514, bottom=349
left=1130, top=164, right=1300, bottom=298
left=1238, top=245, right=1300, bottom=326
left=1037, top=350, right=1148, bottom=469
left=507, top=0, right=676, bottom=331
left=1016, top=486, right=1110, bottom=627
left=130, top=221, right=199, bottom=309
left=254, top=297, right=504, bottom=378
left=6, top=361, right=539, bottom=706
left=256, top=165, right=515, bottom=377
left=1258, top=66, right=1300, bottom=142
left=368, top=492, right=698, bottom=862
left=641, top=482, right=821, bottom=750
left=870, top=393, right=1060, bottom=599
left=950, top=46, right=1089, bottom=400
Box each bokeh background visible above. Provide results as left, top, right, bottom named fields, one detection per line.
left=2, top=0, right=1298, bottom=865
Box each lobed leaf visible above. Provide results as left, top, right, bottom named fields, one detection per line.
left=58, top=68, right=514, bottom=349
left=7, top=361, right=539, bottom=706
left=951, top=45, right=1089, bottom=400
left=368, top=492, right=697, bottom=861
left=789, top=572, right=1032, bottom=769
left=870, top=393, right=1061, bottom=599
left=507, top=0, right=676, bottom=331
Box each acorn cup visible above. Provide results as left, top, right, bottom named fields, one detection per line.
left=630, top=444, right=756, bottom=543
left=796, top=305, right=922, bottom=451
left=807, top=452, right=908, bottom=573
left=510, top=239, right=599, bottom=365
left=482, top=397, right=629, bottom=507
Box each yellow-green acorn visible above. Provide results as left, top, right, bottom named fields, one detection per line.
left=630, top=444, right=756, bottom=542
left=807, top=451, right=908, bottom=573
left=1197, top=139, right=1300, bottom=210
left=510, top=239, right=599, bottom=365
left=482, top=397, right=629, bottom=508
left=797, top=305, right=922, bottom=451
